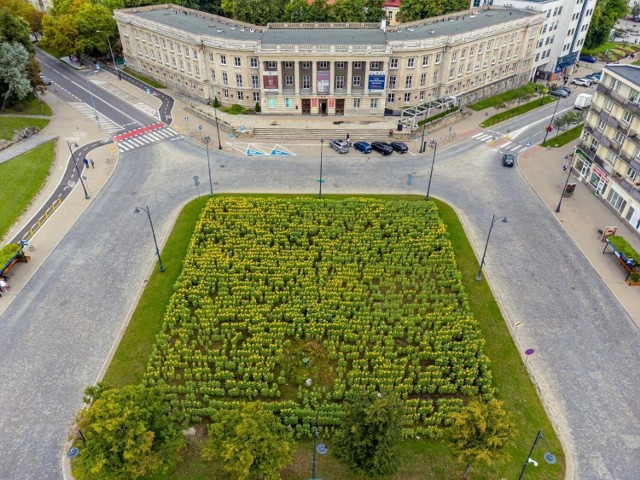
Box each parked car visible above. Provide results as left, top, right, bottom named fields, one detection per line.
left=585, top=74, right=600, bottom=84
left=571, top=78, right=591, bottom=87
left=39, top=74, right=52, bottom=85
left=557, top=85, right=572, bottom=95
left=371, top=142, right=393, bottom=155
left=549, top=89, right=570, bottom=98
left=579, top=54, right=597, bottom=63
left=353, top=141, right=372, bottom=154
left=329, top=139, right=349, bottom=154
left=502, top=154, right=515, bottom=167
left=390, top=141, right=408, bottom=153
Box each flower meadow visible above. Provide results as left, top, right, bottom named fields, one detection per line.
left=143, top=197, right=495, bottom=438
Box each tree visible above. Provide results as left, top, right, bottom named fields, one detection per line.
left=584, top=0, right=628, bottom=49
left=334, top=391, right=404, bottom=477
left=203, top=402, right=294, bottom=480
left=0, top=7, right=32, bottom=51
left=364, top=0, right=384, bottom=22
left=74, top=2, right=118, bottom=54
left=330, top=0, right=366, bottom=22
left=73, top=384, right=186, bottom=480
left=0, top=42, right=32, bottom=111
left=0, top=0, right=44, bottom=34
left=444, top=398, right=514, bottom=480
left=633, top=4, right=640, bottom=17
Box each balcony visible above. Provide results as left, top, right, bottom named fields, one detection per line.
left=583, top=124, right=610, bottom=148
left=612, top=174, right=640, bottom=202
left=577, top=143, right=605, bottom=168
left=596, top=83, right=640, bottom=116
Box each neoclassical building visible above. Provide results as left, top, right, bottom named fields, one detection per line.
left=114, top=4, right=543, bottom=116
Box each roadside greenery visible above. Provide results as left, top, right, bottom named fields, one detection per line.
left=607, top=235, right=639, bottom=262
left=0, top=243, right=21, bottom=269
left=541, top=123, right=584, bottom=148
left=584, top=0, right=628, bottom=50
left=468, top=83, right=542, bottom=111
left=2, top=97, right=52, bottom=115
left=481, top=95, right=555, bottom=127
left=0, top=115, right=49, bottom=140
left=0, top=140, right=54, bottom=241
left=417, top=106, right=459, bottom=126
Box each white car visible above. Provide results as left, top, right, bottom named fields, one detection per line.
left=571, top=78, right=591, bottom=87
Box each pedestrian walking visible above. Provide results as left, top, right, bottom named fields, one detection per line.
left=90, top=159, right=95, bottom=169
left=562, top=163, right=568, bottom=172
left=0, top=279, right=8, bottom=293
left=389, top=128, right=394, bottom=138
left=83, top=157, right=89, bottom=168
left=346, top=133, right=350, bottom=144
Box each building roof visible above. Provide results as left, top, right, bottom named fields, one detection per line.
left=605, top=64, right=640, bottom=86
left=121, top=5, right=537, bottom=46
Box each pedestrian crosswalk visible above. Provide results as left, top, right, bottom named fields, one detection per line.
left=471, top=132, right=530, bottom=153
left=69, top=102, right=122, bottom=134
left=113, top=123, right=182, bottom=153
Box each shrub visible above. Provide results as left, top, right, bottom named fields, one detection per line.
left=255, top=101, right=261, bottom=113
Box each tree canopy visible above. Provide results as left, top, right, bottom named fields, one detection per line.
left=202, top=402, right=295, bottom=480
left=73, top=384, right=186, bottom=480
left=398, top=0, right=469, bottom=23
left=584, top=0, right=628, bottom=50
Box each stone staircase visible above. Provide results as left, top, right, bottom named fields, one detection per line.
left=250, top=127, right=411, bottom=141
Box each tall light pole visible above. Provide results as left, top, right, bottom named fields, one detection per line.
left=318, top=138, right=324, bottom=198
left=517, top=429, right=557, bottom=480
left=311, top=427, right=318, bottom=480
left=96, top=30, right=120, bottom=79
left=66, top=141, right=90, bottom=199
left=426, top=139, right=437, bottom=200
left=213, top=103, right=222, bottom=149
left=543, top=95, right=562, bottom=144
left=555, top=146, right=577, bottom=213
left=134, top=206, right=165, bottom=273
left=204, top=136, right=213, bottom=196
left=475, top=214, right=508, bottom=282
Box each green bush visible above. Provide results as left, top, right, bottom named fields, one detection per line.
left=223, top=104, right=248, bottom=115
left=468, top=83, right=541, bottom=111
left=213, top=97, right=220, bottom=108
left=0, top=243, right=21, bottom=269
left=481, top=96, right=555, bottom=127
left=608, top=236, right=640, bottom=263
left=255, top=101, right=261, bottom=113
left=417, top=106, right=459, bottom=127
left=540, top=123, right=584, bottom=147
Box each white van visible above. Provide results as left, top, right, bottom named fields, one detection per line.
left=574, top=93, right=593, bottom=110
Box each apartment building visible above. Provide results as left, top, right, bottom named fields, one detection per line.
left=579, top=65, right=640, bottom=234
left=470, top=0, right=596, bottom=81
left=114, top=4, right=543, bottom=116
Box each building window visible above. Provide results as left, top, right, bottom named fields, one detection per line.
left=222, top=72, right=228, bottom=86
left=268, top=98, right=276, bottom=108
left=353, top=61, right=362, bottom=69
left=302, top=76, right=310, bottom=89
left=387, top=93, right=395, bottom=103
left=433, top=71, right=438, bottom=83
left=609, top=78, right=621, bottom=92
left=371, top=61, right=380, bottom=70
left=285, top=75, right=293, bottom=87
left=336, top=61, right=345, bottom=69
left=237, top=92, right=244, bottom=100
left=267, top=61, right=277, bottom=70
left=458, top=65, right=463, bottom=76
left=613, top=131, right=624, bottom=144
left=285, top=98, right=294, bottom=108
left=626, top=166, right=638, bottom=181
left=435, top=53, right=442, bottom=64
left=336, top=76, right=344, bottom=89
left=449, top=68, right=454, bottom=79
left=390, top=58, right=398, bottom=69
left=625, top=205, right=636, bottom=222
left=389, top=76, right=396, bottom=89
left=420, top=73, right=427, bottom=87
left=623, top=111, right=634, bottom=125
left=250, top=57, right=258, bottom=68
left=302, top=61, right=311, bottom=69
left=605, top=150, right=617, bottom=164
left=220, top=54, right=226, bottom=65
left=404, top=92, right=411, bottom=103
left=597, top=118, right=606, bottom=131
left=253, top=92, right=260, bottom=102
left=353, top=98, right=360, bottom=108
left=451, top=51, right=458, bottom=63
left=223, top=89, right=229, bottom=98
left=470, top=45, right=475, bottom=56
left=234, top=57, right=241, bottom=67
left=422, top=55, right=430, bottom=67
left=209, top=53, right=214, bottom=62
left=630, top=89, right=640, bottom=103
left=284, top=61, right=294, bottom=69
left=192, top=49, right=197, bottom=59
left=370, top=98, right=377, bottom=108
left=405, top=75, right=412, bottom=88
left=353, top=76, right=361, bottom=87
left=407, top=57, right=415, bottom=68
left=606, top=188, right=627, bottom=213
left=419, top=91, right=425, bottom=100
left=252, top=75, right=259, bottom=88
left=236, top=74, right=243, bottom=87
left=318, top=61, right=328, bottom=69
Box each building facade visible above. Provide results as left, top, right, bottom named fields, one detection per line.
left=114, top=4, right=543, bottom=116
left=470, top=0, right=597, bottom=81
left=579, top=65, right=640, bottom=235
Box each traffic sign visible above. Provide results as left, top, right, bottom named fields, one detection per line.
left=240, top=125, right=246, bottom=133
left=270, top=149, right=291, bottom=155
left=198, top=124, right=203, bottom=130
left=230, top=133, right=235, bottom=139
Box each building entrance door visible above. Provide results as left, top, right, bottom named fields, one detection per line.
left=320, top=100, right=328, bottom=115
left=301, top=99, right=311, bottom=115
left=335, top=99, right=344, bottom=115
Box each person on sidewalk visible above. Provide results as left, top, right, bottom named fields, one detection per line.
left=90, top=159, right=95, bottom=169
left=83, top=157, right=89, bottom=168
left=0, top=279, right=9, bottom=293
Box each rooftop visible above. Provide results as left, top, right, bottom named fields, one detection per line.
left=605, top=64, right=640, bottom=86
left=120, top=5, right=538, bottom=46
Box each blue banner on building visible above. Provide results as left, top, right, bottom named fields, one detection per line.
left=368, top=72, right=386, bottom=91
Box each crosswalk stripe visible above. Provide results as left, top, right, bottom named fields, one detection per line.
left=472, top=132, right=485, bottom=139
left=147, top=132, right=163, bottom=141
left=475, top=134, right=492, bottom=142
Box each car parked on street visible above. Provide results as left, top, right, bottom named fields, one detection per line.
left=557, top=85, right=572, bottom=95
left=329, top=139, right=349, bottom=154
left=586, top=73, right=601, bottom=83
left=571, top=78, right=592, bottom=86
left=390, top=141, right=408, bottom=153
left=353, top=141, right=372, bottom=154
left=502, top=153, right=515, bottom=167
left=39, top=75, right=52, bottom=85
left=371, top=142, right=393, bottom=155
left=579, top=54, right=597, bottom=63
left=549, top=89, right=570, bottom=97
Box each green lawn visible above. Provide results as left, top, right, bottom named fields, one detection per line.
left=581, top=42, right=640, bottom=61
left=0, top=140, right=55, bottom=241
left=3, top=97, right=52, bottom=116
left=122, top=67, right=166, bottom=89
left=103, top=194, right=564, bottom=480
left=541, top=123, right=584, bottom=147
left=468, top=83, right=542, bottom=111
left=0, top=116, right=50, bottom=141
left=481, top=95, right=556, bottom=128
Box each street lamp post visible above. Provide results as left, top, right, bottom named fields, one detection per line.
left=96, top=30, right=120, bottom=79
left=134, top=206, right=165, bottom=273
left=475, top=214, right=508, bottom=282
left=426, top=139, right=437, bottom=199
left=318, top=138, right=324, bottom=198
left=311, top=427, right=318, bottom=480
left=213, top=103, right=222, bottom=149
left=419, top=123, right=427, bottom=153
left=517, top=429, right=557, bottom=480
left=204, top=136, right=213, bottom=196
left=543, top=95, right=562, bottom=144
left=555, top=146, right=577, bottom=213
left=66, top=141, right=90, bottom=199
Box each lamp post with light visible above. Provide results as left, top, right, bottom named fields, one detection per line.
left=475, top=214, right=508, bottom=282
left=517, top=429, right=557, bottom=479
left=66, top=141, right=90, bottom=199
left=426, top=139, right=437, bottom=199
left=134, top=206, right=165, bottom=273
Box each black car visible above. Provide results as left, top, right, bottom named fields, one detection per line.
left=390, top=141, right=408, bottom=153
left=502, top=154, right=515, bottom=167
left=549, top=89, right=569, bottom=98
left=371, top=142, right=393, bottom=155
left=557, top=85, right=572, bottom=95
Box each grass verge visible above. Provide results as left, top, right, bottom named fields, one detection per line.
left=541, top=123, right=584, bottom=147
left=581, top=42, right=640, bottom=61
left=105, top=194, right=564, bottom=480
left=122, top=67, right=166, bottom=89
left=468, top=83, right=541, bottom=111
left=2, top=98, right=52, bottom=116
left=0, top=116, right=50, bottom=141
left=0, top=140, right=55, bottom=241
left=481, top=96, right=556, bottom=127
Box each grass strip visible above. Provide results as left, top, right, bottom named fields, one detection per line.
left=0, top=116, right=50, bottom=141
left=541, top=123, right=584, bottom=147
left=481, top=96, right=556, bottom=127
left=2, top=98, right=52, bottom=116
left=123, top=67, right=166, bottom=89
left=468, top=83, right=541, bottom=111
left=105, top=194, right=564, bottom=480
left=0, top=140, right=55, bottom=241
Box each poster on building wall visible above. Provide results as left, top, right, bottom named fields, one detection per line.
left=312, top=98, right=318, bottom=107
left=368, top=71, right=386, bottom=91
left=593, top=165, right=610, bottom=183
left=317, top=71, right=330, bottom=94
left=263, top=72, right=279, bottom=91
left=329, top=99, right=334, bottom=107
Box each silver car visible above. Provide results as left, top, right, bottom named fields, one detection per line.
left=330, top=139, right=349, bottom=154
